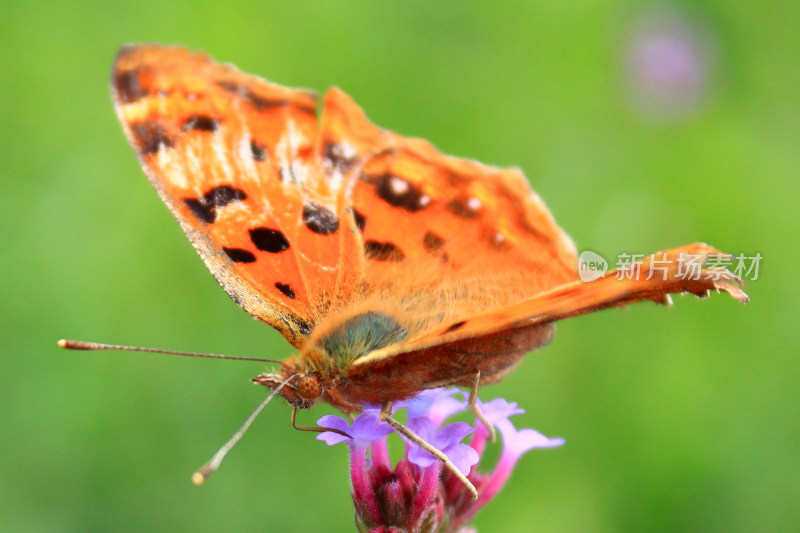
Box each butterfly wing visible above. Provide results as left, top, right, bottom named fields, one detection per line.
left=323, top=88, right=578, bottom=285
left=313, top=94, right=748, bottom=383
left=312, top=88, right=580, bottom=339
left=112, top=45, right=364, bottom=346
left=349, top=243, right=748, bottom=386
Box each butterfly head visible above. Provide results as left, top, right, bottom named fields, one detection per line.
left=253, top=363, right=323, bottom=410
left=252, top=311, right=410, bottom=412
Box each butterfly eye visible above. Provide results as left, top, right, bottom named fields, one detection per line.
left=296, top=375, right=322, bottom=401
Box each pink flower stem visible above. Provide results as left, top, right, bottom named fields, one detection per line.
left=371, top=438, right=391, bottom=470
left=469, top=423, right=489, bottom=456
left=475, top=452, right=516, bottom=508
left=450, top=451, right=518, bottom=530
left=408, top=462, right=442, bottom=529
left=350, top=444, right=382, bottom=526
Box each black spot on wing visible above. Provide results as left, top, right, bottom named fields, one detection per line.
left=131, top=121, right=173, bottom=155
left=302, top=203, right=339, bottom=235
left=223, top=247, right=256, bottom=263
left=423, top=231, right=448, bottom=263
left=364, top=240, right=405, bottom=262
left=370, top=173, right=431, bottom=212
left=274, top=282, right=296, bottom=299
left=446, top=196, right=483, bottom=219
left=423, top=231, right=445, bottom=252
left=182, top=115, right=219, bottom=132
left=114, top=70, right=146, bottom=104
left=184, top=198, right=215, bottom=223
left=215, top=80, right=317, bottom=116
left=352, top=209, right=366, bottom=231
left=249, top=228, right=290, bottom=253
left=184, top=185, right=247, bottom=224
left=250, top=140, right=267, bottom=161
left=206, top=185, right=246, bottom=206
left=323, top=141, right=357, bottom=172
left=444, top=320, right=467, bottom=333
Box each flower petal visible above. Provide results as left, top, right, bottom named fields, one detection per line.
left=497, top=419, right=565, bottom=458
left=407, top=445, right=438, bottom=468
left=407, top=388, right=466, bottom=425
left=436, top=421, right=474, bottom=447
left=408, top=416, right=437, bottom=442
left=351, top=413, right=393, bottom=442
left=316, top=415, right=353, bottom=446
left=406, top=419, right=478, bottom=475
left=448, top=443, right=480, bottom=476
left=478, top=398, right=524, bottom=426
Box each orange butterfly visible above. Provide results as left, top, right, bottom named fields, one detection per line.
left=72, top=44, right=748, bottom=497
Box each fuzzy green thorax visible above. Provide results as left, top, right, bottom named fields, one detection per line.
left=316, top=311, right=408, bottom=370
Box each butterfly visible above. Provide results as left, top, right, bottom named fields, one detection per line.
left=91, top=44, right=748, bottom=496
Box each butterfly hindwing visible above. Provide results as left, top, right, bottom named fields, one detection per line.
left=311, top=87, right=584, bottom=347
left=349, top=243, right=749, bottom=381
left=318, top=88, right=579, bottom=293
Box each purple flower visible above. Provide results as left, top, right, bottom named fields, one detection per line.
left=317, top=389, right=564, bottom=532
left=406, top=417, right=479, bottom=476
left=623, top=4, right=715, bottom=121
left=465, top=418, right=565, bottom=522
left=406, top=388, right=467, bottom=425
left=317, top=413, right=392, bottom=448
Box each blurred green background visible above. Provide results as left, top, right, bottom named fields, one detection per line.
left=2, top=1, right=797, bottom=531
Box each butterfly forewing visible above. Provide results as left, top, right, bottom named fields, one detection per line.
left=112, top=45, right=365, bottom=345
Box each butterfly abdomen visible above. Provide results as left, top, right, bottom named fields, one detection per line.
left=325, top=323, right=556, bottom=408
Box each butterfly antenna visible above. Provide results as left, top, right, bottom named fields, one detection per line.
left=57, top=339, right=282, bottom=364
left=192, top=374, right=295, bottom=485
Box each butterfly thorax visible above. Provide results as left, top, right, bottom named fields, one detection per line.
left=254, top=311, right=409, bottom=413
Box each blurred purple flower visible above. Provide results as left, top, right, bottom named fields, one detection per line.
left=623, top=4, right=715, bottom=121
left=317, top=390, right=564, bottom=532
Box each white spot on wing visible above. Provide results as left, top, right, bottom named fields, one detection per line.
left=389, top=176, right=410, bottom=195
left=236, top=124, right=262, bottom=187
left=212, top=127, right=234, bottom=183
left=339, top=141, right=357, bottom=159
left=276, top=118, right=309, bottom=186
left=157, top=147, right=189, bottom=189
left=290, top=161, right=308, bottom=184
left=326, top=141, right=358, bottom=193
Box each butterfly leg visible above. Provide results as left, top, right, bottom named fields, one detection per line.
left=469, top=371, right=496, bottom=443
left=380, top=402, right=478, bottom=501
left=291, top=407, right=352, bottom=439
